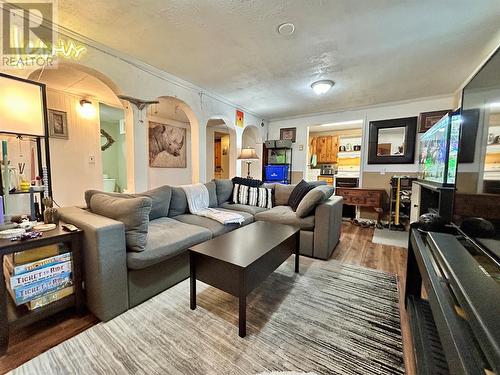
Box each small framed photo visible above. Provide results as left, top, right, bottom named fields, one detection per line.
left=48, top=109, right=69, bottom=139
left=280, top=127, right=297, bottom=143
left=418, top=110, right=451, bottom=133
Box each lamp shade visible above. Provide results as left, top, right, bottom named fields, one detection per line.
left=238, top=147, right=259, bottom=160
left=0, top=75, right=45, bottom=136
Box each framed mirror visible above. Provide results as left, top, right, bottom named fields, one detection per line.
left=368, top=116, right=417, bottom=164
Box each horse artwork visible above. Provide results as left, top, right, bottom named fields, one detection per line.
left=149, top=121, right=187, bottom=168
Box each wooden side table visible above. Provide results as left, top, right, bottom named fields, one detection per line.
left=0, top=225, right=83, bottom=355
left=335, top=187, right=387, bottom=224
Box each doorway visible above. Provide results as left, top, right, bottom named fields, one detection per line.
left=99, top=104, right=126, bottom=192
left=214, top=132, right=230, bottom=179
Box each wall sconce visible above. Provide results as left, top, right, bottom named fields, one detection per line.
left=79, top=99, right=96, bottom=118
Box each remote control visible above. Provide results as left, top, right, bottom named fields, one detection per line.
left=62, top=224, right=79, bottom=232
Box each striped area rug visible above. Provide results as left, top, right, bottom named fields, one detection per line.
left=10, top=258, right=405, bottom=375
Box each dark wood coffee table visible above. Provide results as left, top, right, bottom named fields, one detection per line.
left=189, top=221, right=300, bottom=337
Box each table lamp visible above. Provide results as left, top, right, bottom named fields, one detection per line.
left=238, top=147, right=259, bottom=179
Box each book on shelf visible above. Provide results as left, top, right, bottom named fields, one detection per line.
left=8, top=272, right=73, bottom=305
left=25, top=286, right=74, bottom=311
left=9, top=260, right=72, bottom=289
left=4, top=252, right=71, bottom=276
left=11, top=244, right=64, bottom=265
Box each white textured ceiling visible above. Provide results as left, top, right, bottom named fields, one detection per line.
left=57, top=0, right=500, bottom=119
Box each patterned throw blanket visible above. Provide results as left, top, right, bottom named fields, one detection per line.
left=181, top=183, right=244, bottom=225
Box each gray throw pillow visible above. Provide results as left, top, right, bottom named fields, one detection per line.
left=295, top=185, right=335, bottom=218
left=90, top=194, right=152, bottom=252
left=205, top=181, right=218, bottom=208
left=85, top=185, right=171, bottom=220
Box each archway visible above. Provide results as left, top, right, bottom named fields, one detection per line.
left=241, top=125, right=263, bottom=179
left=27, top=62, right=128, bottom=206
left=148, top=96, right=199, bottom=186
left=206, top=117, right=237, bottom=180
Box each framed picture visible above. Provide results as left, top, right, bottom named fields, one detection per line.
left=149, top=121, right=187, bottom=168
left=48, top=109, right=69, bottom=139
left=418, top=110, right=451, bottom=133
left=280, top=127, right=297, bottom=143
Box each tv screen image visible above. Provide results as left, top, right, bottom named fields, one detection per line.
left=418, top=115, right=451, bottom=184
left=447, top=114, right=461, bottom=185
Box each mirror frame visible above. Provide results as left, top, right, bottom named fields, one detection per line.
left=368, top=116, right=417, bottom=164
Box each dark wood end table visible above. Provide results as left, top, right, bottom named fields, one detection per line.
left=0, top=224, right=84, bottom=355
left=189, top=221, right=300, bottom=337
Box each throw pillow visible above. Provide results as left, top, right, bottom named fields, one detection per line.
left=274, top=183, right=296, bottom=206
left=296, top=185, right=334, bottom=218
left=288, top=180, right=315, bottom=211
left=233, top=183, right=272, bottom=208
left=85, top=185, right=171, bottom=220
left=231, top=176, right=263, bottom=188
left=89, top=194, right=152, bottom=252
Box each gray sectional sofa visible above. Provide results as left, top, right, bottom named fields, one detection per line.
left=59, top=179, right=343, bottom=322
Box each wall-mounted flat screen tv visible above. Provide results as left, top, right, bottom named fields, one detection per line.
left=418, top=112, right=461, bottom=186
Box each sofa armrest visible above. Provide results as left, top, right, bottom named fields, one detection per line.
left=313, top=196, right=343, bottom=259
left=59, top=206, right=128, bottom=321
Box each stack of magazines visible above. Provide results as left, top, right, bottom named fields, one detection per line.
left=3, top=244, right=74, bottom=310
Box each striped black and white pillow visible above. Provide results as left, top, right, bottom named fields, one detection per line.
left=233, top=184, right=272, bottom=208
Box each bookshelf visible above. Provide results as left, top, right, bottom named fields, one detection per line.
left=0, top=225, right=83, bottom=354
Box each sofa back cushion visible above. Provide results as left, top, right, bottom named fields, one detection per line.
left=213, top=179, right=233, bottom=205
left=274, top=183, right=296, bottom=206
left=90, top=194, right=152, bottom=252
left=296, top=185, right=334, bottom=218
left=85, top=185, right=171, bottom=220
left=205, top=181, right=218, bottom=208
left=168, top=187, right=188, bottom=217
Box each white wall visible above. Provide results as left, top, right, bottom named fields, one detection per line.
left=268, top=95, right=457, bottom=176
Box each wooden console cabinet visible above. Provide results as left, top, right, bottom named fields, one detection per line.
left=335, top=187, right=387, bottom=222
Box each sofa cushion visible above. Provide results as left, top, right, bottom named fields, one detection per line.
left=296, top=185, right=335, bottom=218
left=90, top=194, right=152, bottom=252
left=213, top=179, right=233, bottom=205
left=85, top=185, right=171, bottom=220
left=220, top=202, right=268, bottom=215
left=168, top=187, right=188, bottom=217
left=127, top=217, right=212, bottom=269
left=288, top=180, right=315, bottom=211
left=274, top=183, right=296, bottom=206
left=205, top=181, right=218, bottom=208
left=174, top=209, right=253, bottom=237
left=255, top=205, right=315, bottom=230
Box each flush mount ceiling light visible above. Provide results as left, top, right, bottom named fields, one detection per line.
left=311, top=80, right=334, bottom=95
left=277, top=22, right=295, bottom=35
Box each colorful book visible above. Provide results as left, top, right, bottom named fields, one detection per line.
left=9, top=261, right=72, bottom=289
left=11, top=272, right=73, bottom=305
left=12, top=244, right=61, bottom=265
left=26, top=286, right=74, bottom=310
left=4, top=252, right=71, bottom=276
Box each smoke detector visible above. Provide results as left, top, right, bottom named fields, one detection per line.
left=277, top=23, right=295, bottom=36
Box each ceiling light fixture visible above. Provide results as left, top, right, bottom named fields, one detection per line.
left=277, top=23, right=295, bottom=36
left=311, top=80, right=334, bottom=95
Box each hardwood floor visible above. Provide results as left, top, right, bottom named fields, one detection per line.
left=0, top=222, right=415, bottom=374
